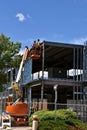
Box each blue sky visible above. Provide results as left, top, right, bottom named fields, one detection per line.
left=0, top=0, right=87, bottom=49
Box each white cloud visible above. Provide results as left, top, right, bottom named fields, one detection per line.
left=16, top=13, right=32, bottom=22
left=16, top=13, right=26, bottom=22
left=69, top=37, right=87, bottom=45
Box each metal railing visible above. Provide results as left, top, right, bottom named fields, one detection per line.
left=0, top=101, right=87, bottom=124
left=29, top=102, right=87, bottom=122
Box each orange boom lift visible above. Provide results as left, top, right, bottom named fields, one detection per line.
left=6, top=40, right=42, bottom=125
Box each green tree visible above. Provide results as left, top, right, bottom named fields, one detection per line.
left=0, top=34, right=21, bottom=91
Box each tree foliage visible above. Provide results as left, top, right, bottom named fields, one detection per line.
left=0, top=34, right=21, bottom=89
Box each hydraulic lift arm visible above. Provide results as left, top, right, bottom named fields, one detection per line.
left=5, top=41, right=42, bottom=125
left=12, top=41, right=42, bottom=103
left=12, top=46, right=29, bottom=101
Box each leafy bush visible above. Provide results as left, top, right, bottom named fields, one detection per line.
left=29, top=109, right=87, bottom=130
left=66, top=118, right=87, bottom=130
left=29, top=109, right=77, bottom=125
left=56, top=109, right=77, bottom=120
left=38, top=119, right=68, bottom=130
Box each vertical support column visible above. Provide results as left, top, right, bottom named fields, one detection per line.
left=83, top=41, right=87, bottom=121
left=28, top=87, right=32, bottom=116
left=10, top=68, right=13, bottom=82
left=76, top=48, right=79, bottom=81
left=41, top=42, right=45, bottom=109
left=83, top=43, right=86, bottom=121
left=73, top=48, right=76, bottom=102
left=83, top=43, right=85, bottom=81
left=83, top=41, right=87, bottom=81
left=80, top=48, right=83, bottom=81
left=76, top=48, right=79, bottom=102
left=80, top=48, right=83, bottom=100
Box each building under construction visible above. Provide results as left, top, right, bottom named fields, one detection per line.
left=1, top=40, right=87, bottom=122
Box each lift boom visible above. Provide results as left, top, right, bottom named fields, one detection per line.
left=6, top=41, right=42, bottom=125
left=12, top=46, right=29, bottom=101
